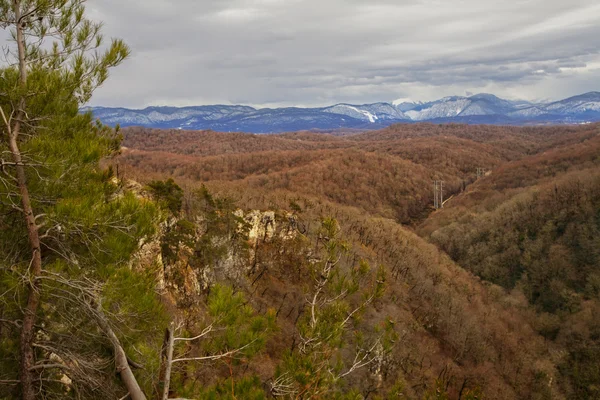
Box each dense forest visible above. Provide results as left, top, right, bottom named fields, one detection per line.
left=1, top=1, right=600, bottom=399
left=119, top=123, right=598, bottom=223
left=110, top=122, right=600, bottom=399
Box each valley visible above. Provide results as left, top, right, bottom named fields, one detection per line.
left=110, top=122, right=600, bottom=399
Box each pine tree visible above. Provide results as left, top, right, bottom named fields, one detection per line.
left=272, top=218, right=391, bottom=398
left=160, top=285, right=275, bottom=399
left=0, top=1, right=162, bottom=399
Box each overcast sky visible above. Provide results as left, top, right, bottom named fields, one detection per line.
left=85, top=0, right=600, bottom=108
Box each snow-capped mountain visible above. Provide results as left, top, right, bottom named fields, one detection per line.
left=88, top=92, right=600, bottom=133
left=510, top=92, right=600, bottom=121
left=322, top=103, right=407, bottom=122
left=88, top=105, right=256, bottom=127
left=540, top=92, right=600, bottom=115
left=402, top=93, right=520, bottom=121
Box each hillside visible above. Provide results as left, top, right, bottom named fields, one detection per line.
left=107, top=122, right=600, bottom=398
left=419, top=134, right=600, bottom=399
left=153, top=184, right=559, bottom=399
left=120, top=123, right=599, bottom=223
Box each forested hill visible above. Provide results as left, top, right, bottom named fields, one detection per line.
left=105, top=122, right=600, bottom=398
left=119, top=123, right=599, bottom=223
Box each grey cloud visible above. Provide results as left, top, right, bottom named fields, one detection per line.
left=82, top=0, right=600, bottom=107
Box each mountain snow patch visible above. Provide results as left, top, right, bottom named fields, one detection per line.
left=345, top=106, right=378, bottom=123
left=322, top=104, right=383, bottom=122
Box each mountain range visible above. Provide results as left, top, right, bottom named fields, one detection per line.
left=89, top=91, right=600, bottom=133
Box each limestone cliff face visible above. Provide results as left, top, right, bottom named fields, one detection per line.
left=235, top=209, right=300, bottom=276
left=234, top=209, right=299, bottom=244
left=236, top=210, right=276, bottom=244
left=130, top=207, right=299, bottom=308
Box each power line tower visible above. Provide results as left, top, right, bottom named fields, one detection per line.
left=433, top=180, right=444, bottom=209
left=476, top=167, right=486, bottom=179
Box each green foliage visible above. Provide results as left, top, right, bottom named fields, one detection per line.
left=169, top=284, right=275, bottom=398
left=330, top=390, right=364, bottom=399
left=196, top=185, right=246, bottom=235
left=423, top=379, right=449, bottom=400
left=528, top=370, right=553, bottom=400
left=147, top=178, right=184, bottom=214
left=558, top=319, right=600, bottom=400
left=534, top=313, right=562, bottom=340
left=102, top=267, right=168, bottom=393
left=0, top=1, right=163, bottom=398
left=203, top=285, right=275, bottom=359
left=432, top=175, right=600, bottom=313
left=0, top=270, right=23, bottom=389
left=191, top=185, right=250, bottom=266
left=0, top=34, right=147, bottom=274
left=0, top=134, right=162, bottom=397
left=584, top=273, right=600, bottom=300
left=273, top=218, right=390, bottom=398
left=289, top=199, right=303, bottom=213
left=430, top=171, right=600, bottom=399
left=383, top=378, right=408, bottom=398
left=161, top=218, right=196, bottom=265
left=195, top=376, right=266, bottom=400
left=0, top=0, right=130, bottom=103
left=462, top=387, right=484, bottom=400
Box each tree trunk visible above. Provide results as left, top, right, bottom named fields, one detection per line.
left=12, top=136, right=43, bottom=400
left=93, top=304, right=147, bottom=400
left=160, top=323, right=175, bottom=400
left=10, top=3, right=44, bottom=399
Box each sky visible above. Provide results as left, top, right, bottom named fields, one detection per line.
left=84, top=0, right=600, bottom=108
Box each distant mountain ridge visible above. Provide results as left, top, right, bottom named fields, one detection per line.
left=89, top=91, right=600, bottom=133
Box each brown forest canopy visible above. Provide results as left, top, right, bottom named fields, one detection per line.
left=113, top=122, right=600, bottom=398
left=119, top=123, right=599, bottom=224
